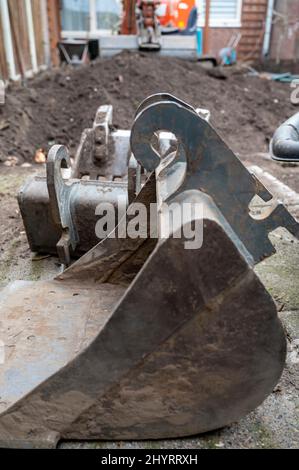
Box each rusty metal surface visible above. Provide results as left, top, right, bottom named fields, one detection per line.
left=64, top=265, right=285, bottom=441
left=72, top=104, right=132, bottom=180
left=18, top=108, right=174, bottom=263
left=17, top=104, right=151, bottom=263
left=18, top=145, right=128, bottom=265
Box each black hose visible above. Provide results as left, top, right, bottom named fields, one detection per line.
left=271, top=113, right=299, bottom=162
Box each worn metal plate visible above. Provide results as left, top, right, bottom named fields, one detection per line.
left=0, top=280, right=125, bottom=414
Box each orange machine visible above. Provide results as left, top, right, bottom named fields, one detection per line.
left=156, top=0, right=196, bottom=29
left=121, top=0, right=196, bottom=34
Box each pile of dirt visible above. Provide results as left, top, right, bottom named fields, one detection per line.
left=0, top=51, right=298, bottom=163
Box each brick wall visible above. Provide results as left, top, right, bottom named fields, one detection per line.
left=208, top=27, right=241, bottom=59
left=203, top=1, right=268, bottom=62
left=238, top=0, right=268, bottom=61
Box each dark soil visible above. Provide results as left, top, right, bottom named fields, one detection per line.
left=0, top=50, right=298, bottom=163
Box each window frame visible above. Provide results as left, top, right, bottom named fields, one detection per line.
left=196, top=0, right=243, bottom=28
left=60, top=0, right=120, bottom=38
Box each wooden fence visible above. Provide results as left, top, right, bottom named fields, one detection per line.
left=0, top=0, right=52, bottom=81
left=238, top=0, right=268, bottom=61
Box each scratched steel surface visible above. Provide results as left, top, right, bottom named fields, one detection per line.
left=0, top=280, right=125, bottom=414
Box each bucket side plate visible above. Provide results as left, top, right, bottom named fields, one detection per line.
left=0, top=280, right=125, bottom=415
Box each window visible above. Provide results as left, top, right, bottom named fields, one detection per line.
left=61, top=0, right=122, bottom=36
left=61, top=0, right=89, bottom=32
left=95, top=0, right=121, bottom=34
left=197, top=0, right=242, bottom=28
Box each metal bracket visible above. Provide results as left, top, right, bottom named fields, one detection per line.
left=19, top=146, right=128, bottom=266
left=131, top=93, right=299, bottom=264
left=72, top=104, right=132, bottom=180
left=47, top=145, right=79, bottom=266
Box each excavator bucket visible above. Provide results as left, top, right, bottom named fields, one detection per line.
left=0, top=94, right=297, bottom=448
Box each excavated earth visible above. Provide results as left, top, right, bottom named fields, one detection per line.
left=0, top=51, right=298, bottom=163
